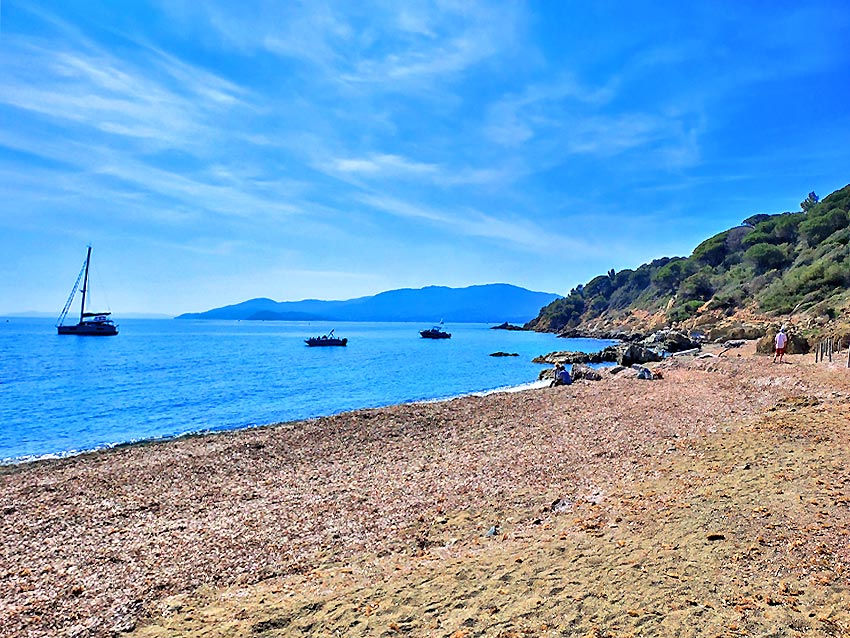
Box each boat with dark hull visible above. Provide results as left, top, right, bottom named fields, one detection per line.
left=420, top=323, right=451, bottom=339
left=305, top=329, right=347, bottom=347
left=56, top=246, right=118, bottom=336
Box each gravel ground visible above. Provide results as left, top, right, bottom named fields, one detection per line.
left=2, top=344, right=849, bottom=637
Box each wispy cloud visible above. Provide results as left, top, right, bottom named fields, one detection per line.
left=323, top=153, right=438, bottom=176
left=357, top=192, right=599, bottom=256
left=160, top=1, right=524, bottom=89
left=1, top=36, right=249, bottom=153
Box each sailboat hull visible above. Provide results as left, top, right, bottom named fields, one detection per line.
left=57, top=322, right=118, bottom=336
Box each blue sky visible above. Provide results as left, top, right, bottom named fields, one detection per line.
left=2, top=1, right=849, bottom=316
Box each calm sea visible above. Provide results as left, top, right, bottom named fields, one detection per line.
left=0, top=318, right=615, bottom=464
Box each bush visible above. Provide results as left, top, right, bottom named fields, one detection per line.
left=651, top=258, right=692, bottom=292
left=799, top=208, right=849, bottom=245
left=691, top=231, right=728, bottom=267
left=679, top=270, right=714, bottom=300
left=742, top=230, right=775, bottom=247
left=744, top=243, right=787, bottom=274
left=667, top=300, right=703, bottom=323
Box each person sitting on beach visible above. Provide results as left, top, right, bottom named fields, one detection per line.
left=773, top=327, right=788, bottom=364
left=549, top=363, right=572, bottom=387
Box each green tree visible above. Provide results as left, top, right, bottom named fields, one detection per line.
left=652, top=258, right=691, bottom=292
left=744, top=243, right=787, bottom=274
left=801, top=191, right=820, bottom=212
left=742, top=213, right=771, bottom=227
left=691, top=231, right=728, bottom=267
left=799, top=208, right=849, bottom=245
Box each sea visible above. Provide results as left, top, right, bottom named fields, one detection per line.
left=0, top=318, right=616, bottom=464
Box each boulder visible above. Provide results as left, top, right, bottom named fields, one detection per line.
left=708, top=322, right=767, bottom=342
left=631, top=364, right=661, bottom=380
left=756, top=329, right=810, bottom=355
left=532, top=351, right=592, bottom=365
left=571, top=363, right=602, bottom=381
left=663, top=331, right=701, bottom=353
left=617, top=343, right=663, bottom=366
left=538, top=367, right=555, bottom=381
left=641, top=329, right=700, bottom=352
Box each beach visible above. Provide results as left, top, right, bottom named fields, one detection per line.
left=2, top=343, right=849, bottom=637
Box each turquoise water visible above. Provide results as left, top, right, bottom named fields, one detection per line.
left=0, top=318, right=615, bottom=463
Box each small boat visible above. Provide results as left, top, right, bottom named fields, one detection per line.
left=420, top=323, right=451, bottom=339
left=56, top=246, right=118, bottom=336
left=305, top=329, right=347, bottom=347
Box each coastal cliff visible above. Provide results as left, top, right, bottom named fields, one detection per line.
left=527, top=183, right=850, bottom=347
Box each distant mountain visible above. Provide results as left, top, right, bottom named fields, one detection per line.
left=4, top=311, right=173, bottom=319
left=176, top=284, right=561, bottom=324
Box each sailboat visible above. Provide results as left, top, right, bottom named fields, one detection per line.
left=56, top=246, right=118, bottom=336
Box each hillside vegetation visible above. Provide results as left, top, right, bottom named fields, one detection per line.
left=527, top=182, right=850, bottom=340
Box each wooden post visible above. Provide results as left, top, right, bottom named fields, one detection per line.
left=816, top=341, right=820, bottom=363
left=829, top=338, right=833, bottom=363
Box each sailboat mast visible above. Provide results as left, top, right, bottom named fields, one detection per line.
left=80, top=245, right=92, bottom=323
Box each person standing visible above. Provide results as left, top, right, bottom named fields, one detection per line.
left=773, top=327, right=788, bottom=363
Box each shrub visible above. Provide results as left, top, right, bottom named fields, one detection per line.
left=691, top=231, right=728, bottom=267
left=744, top=243, right=787, bottom=274
left=651, top=258, right=692, bottom=292
left=799, top=208, right=849, bottom=245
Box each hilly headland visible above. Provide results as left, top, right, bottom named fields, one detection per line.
left=527, top=183, right=850, bottom=351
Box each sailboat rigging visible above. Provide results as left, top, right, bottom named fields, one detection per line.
left=56, top=246, right=118, bottom=336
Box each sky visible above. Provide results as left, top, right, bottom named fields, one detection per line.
left=2, top=1, right=850, bottom=316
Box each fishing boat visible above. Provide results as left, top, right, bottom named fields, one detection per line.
left=56, top=246, right=118, bottom=336
left=305, top=329, right=347, bottom=347
left=420, top=322, right=451, bottom=339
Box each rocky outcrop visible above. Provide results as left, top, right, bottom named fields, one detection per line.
left=534, top=351, right=598, bottom=365
left=491, top=322, right=528, bottom=331
left=571, top=364, right=602, bottom=381
left=489, top=351, right=519, bottom=357
left=755, top=328, right=810, bottom=355
left=706, top=322, right=767, bottom=343
left=558, top=328, right=643, bottom=341
left=615, top=343, right=663, bottom=366
left=534, top=343, right=664, bottom=367
left=640, top=329, right=701, bottom=353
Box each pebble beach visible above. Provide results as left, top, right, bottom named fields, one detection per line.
left=2, top=342, right=849, bottom=637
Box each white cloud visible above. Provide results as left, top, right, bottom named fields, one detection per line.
left=324, top=153, right=438, bottom=176
left=357, top=192, right=598, bottom=255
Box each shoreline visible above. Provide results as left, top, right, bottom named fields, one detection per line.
left=3, top=345, right=850, bottom=637
left=1, top=376, right=556, bottom=469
